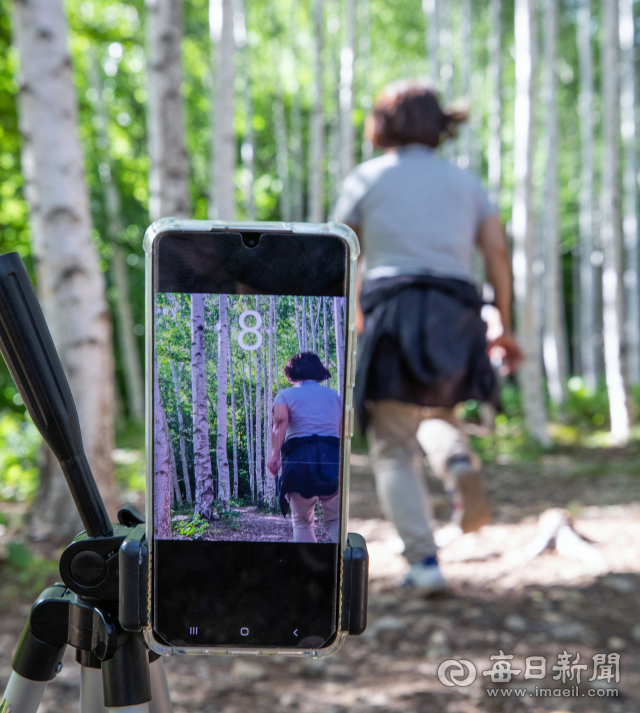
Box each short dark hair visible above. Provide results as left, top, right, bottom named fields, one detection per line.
left=366, top=80, right=468, bottom=149
left=284, top=352, right=331, bottom=382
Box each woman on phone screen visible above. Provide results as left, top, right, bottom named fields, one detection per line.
left=267, top=352, right=342, bottom=543
left=332, top=80, right=523, bottom=593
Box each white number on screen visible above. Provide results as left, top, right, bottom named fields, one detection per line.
left=237, top=310, right=263, bottom=351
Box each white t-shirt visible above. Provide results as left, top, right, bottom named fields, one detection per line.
left=332, top=144, right=497, bottom=283
left=273, top=381, right=342, bottom=440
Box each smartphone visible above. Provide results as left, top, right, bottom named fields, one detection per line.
left=144, top=219, right=358, bottom=657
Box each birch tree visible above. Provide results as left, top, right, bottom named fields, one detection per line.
left=333, top=297, right=344, bottom=399
left=487, top=0, right=501, bottom=203
left=541, top=0, right=568, bottom=405
left=89, top=55, right=145, bottom=423
left=458, top=0, right=472, bottom=169
left=216, top=295, right=231, bottom=505
left=264, top=297, right=276, bottom=506
left=146, top=0, right=191, bottom=220
left=192, top=294, right=214, bottom=519
left=339, top=0, right=355, bottom=184
left=170, top=359, right=192, bottom=501
left=512, top=0, right=549, bottom=445
left=309, top=0, right=325, bottom=222
left=255, top=302, right=263, bottom=499
left=576, top=0, right=597, bottom=390
left=154, top=376, right=174, bottom=539
left=210, top=0, right=236, bottom=221
left=168, top=435, right=182, bottom=503
left=228, top=342, right=239, bottom=499
left=601, top=0, right=632, bottom=441
left=237, top=0, right=255, bottom=220
left=619, top=0, right=639, bottom=385
left=241, top=355, right=254, bottom=499
left=12, top=0, right=118, bottom=541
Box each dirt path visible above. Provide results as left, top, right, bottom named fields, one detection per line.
left=2, top=445, right=640, bottom=712
left=174, top=505, right=333, bottom=542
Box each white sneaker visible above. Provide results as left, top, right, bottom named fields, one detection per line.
left=400, top=563, right=448, bottom=595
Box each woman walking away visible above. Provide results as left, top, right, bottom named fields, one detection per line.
left=333, top=80, right=522, bottom=594
left=267, top=352, right=342, bottom=543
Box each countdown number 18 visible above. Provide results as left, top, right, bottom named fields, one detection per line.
left=237, top=310, right=262, bottom=351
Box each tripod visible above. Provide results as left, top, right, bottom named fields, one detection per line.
left=0, top=252, right=368, bottom=713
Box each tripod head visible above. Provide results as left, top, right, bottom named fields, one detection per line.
left=0, top=252, right=113, bottom=539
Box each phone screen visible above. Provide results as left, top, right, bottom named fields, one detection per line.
left=151, top=229, right=350, bottom=649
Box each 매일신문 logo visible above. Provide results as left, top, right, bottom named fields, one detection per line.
left=437, top=659, right=477, bottom=687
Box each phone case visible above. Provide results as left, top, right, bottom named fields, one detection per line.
left=143, top=219, right=359, bottom=658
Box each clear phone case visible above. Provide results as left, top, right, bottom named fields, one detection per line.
left=143, top=219, right=359, bottom=658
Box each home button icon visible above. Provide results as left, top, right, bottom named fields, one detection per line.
left=240, top=627, right=249, bottom=636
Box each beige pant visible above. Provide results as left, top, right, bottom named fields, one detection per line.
left=367, top=400, right=476, bottom=563
left=287, top=491, right=340, bottom=543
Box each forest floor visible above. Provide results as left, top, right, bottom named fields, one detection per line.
left=172, top=505, right=333, bottom=543
left=2, top=444, right=640, bottom=712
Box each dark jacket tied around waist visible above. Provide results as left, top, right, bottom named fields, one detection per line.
left=278, top=435, right=341, bottom=516
left=355, top=274, right=499, bottom=432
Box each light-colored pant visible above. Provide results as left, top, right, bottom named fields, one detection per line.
left=287, top=491, right=340, bottom=543
left=367, top=400, right=476, bottom=563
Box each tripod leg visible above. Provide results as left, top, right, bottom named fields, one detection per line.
left=1, top=672, right=48, bottom=713
left=101, top=633, right=151, bottom=713
left=148, top=656, right=173, bottom=713
left=80, top=666, right=108, bottom=713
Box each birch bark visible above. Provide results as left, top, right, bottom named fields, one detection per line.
left=619, top=0, right=639, bottom=385
left=216, top=295, right=231, bottom=505
left=241, top=355, right=254, bottom=499
left=170, top=359, right=192, bottom=501
left=13, top=0, right=118, bottom=541
left=168, top=434, right=182, bottom=503
left=255, top=300, right=263, bottom=499
left=228, top=341, right=239, bottom=500
left=191, top=294, right=214, bottom=519
left=512, top=0, right=549, bottom=445
left=309, top=0, right=325, bottom=222
left=90, top=55, right=145, bottom=422
left=542, top=0, right=568, bottom=405
left=146, top=0, right=190, bottom=220
left=264, top=297, right=276, bottom=506
left=333, top=297, right=344, bottom=399
left=576, top=0, right=597, bottom=390
left=601, top=0, right=632, bottom=441
left=154, top=375, right=174, bottom=539
left=301, top=296, right=308, bottom=350
left=487, top=0, right=501, bottom=203
left=210, top=0, right=236, bottom=220
left=339, top=0, right=355, bottom=185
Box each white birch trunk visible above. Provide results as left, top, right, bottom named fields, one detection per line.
left=487, top=0, right=501, bottom=203
left=154, top=376, right=174, bottom=539
left=458, top=0, right=472, bottom=169
left=323, top=297, right=329, bottom=376
left=512, top=0, right=549, bottom=445
left=13, top=0, right=118, bottom=541
left=339, top=0, right=355, bottom=184
left=228, top=341, right=239, bottom=500
left=422, top=0, right=439, bottom=82
left=301, top=296, right=308, bottom=350
left=294, top=296, right=303, bottom=351
left=243, top=354, right=255, bottom=499
left=168, top=434, right=182, bottom=503
left=264, top=297, right=276, bottom=506
left=236, top=0, right=255, bottom=219
left=309, top=297, right=317, bottom=353
left=146, top=0, right=191, bottom=220
left=333, top=297, right=344, bottom=399
left=191, top=294, right=215, bottom=519
left=255, top=301, right=263, bottom=499
left=619, top=0, right=640, bottom=384
left=216, top=295, right=231, bottom=505
left=89, top=55, right=145, bottom=423
left=273, top=93, right=291, bottom=221
left=542, top=0, right=568, bottom=405
left=576, top=0, right=597, bottom=390
left=309, top=0, right=325, bottom=222
left=170, top=360, right=193, bottom=501
left=210, top=0, right=236, bottom=221
left=358, top=0, right=373, bottom=161
left=601, top=0, right=632, bottom=441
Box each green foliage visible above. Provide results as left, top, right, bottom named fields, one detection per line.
left=0, top=411, right=40, bottom=502
left=171, top=512, right=210, bottom=539
left=0, top=540, right=59, bottom=610
left=561, top=376, right=611, bottom=431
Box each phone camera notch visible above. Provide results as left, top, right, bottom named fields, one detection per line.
left=241, top=234, right=261, bottom=249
